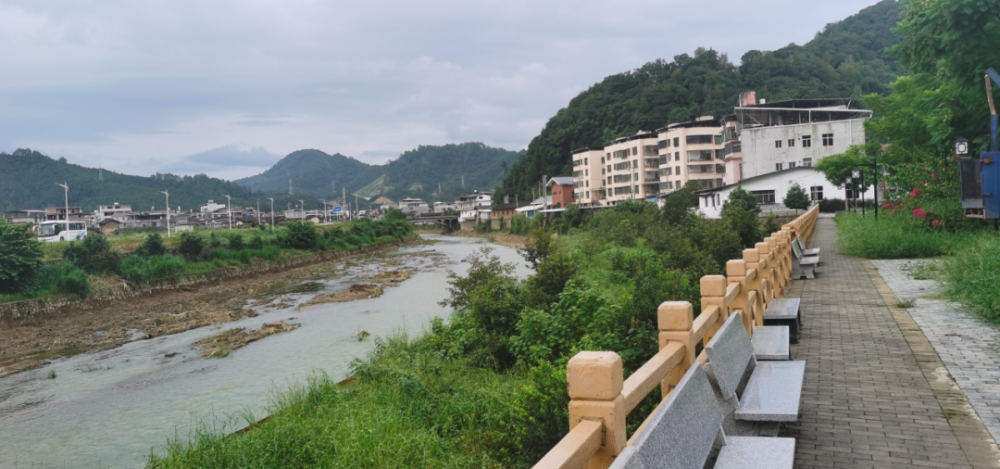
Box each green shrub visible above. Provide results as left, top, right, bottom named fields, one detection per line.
left=177, top=232, right=204, bottom=261
left=119, top=254, right=186, bottom=284
left=36, top=262, right=91, bottom=298
left=835, top=213, right=971, bottom=259
left=248, top=235, right=265, bottom=250
left=62, top=235, right=120, bottom=275
left=284, top=222, right=318, bottom=250
left=942, top=235, right=1000, bottom=323
left=0, top=219, right=43, bottom=294
left=208, top=232, right=223, bottom=249
left=228, top=234, right=245, bottom=251
left=509, top=214, right=529, bottom=235
left=136, top=233, right=166, bottom=257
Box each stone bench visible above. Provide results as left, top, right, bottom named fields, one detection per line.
left=751, top=325, right=789, bottom=360
left=705, top=312, right=806, bottom=423
left=791, top=240, right=819, bottom=279
left=610, top=363, right=795, bottom=469
left=794, top=236, right=819, bottom=257
left=763, top=297, right=802, bottom=344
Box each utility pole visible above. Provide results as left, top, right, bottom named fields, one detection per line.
left=320, top=200, right=327, bottom=223
left=56, top=182, right=69, bottom=232
left=355, top=195, right=359, bottom=217
left=461, top=176, right=465, bottom=189
left=342, top=188, right=347, bottom=207
left=299, top=199, right=305, bottom=221
left=224, top=194, right=232, bottom=229
left=541, top=174, right=547, bottom=210
left=268, top=197, right=275, bottom=229
left=257, top=199, right=261, bottom=226
left=160, top=190, right=171, bottom=237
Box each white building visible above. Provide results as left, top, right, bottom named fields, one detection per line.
left=432, top=201, right=458, bottom=213
left=456, top=191, right=492, bottom=221
left=514, top=196, right=551, bottom=218
left=91, top=203, right=133, bottom=225
left=398, top=198, right=430, bottom=217
left=694, top=167, right=845, bottom=219
left=200, top=200, right=227, bottom=217
left=735, top=98, right=870, bottom=181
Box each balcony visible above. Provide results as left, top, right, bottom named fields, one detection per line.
left=643, top=159, right=659, bottom=169
left=687, top=164, right=715, bottom=174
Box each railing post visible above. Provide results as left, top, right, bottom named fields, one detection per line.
left=764, top=236, right=783, bottom=297
left=658, top=301, right=695, bottom=397
left=567, top=352, right=626, bottom=469
left=726, top=260, right=752, bottom=334
left=778, top=230, right=792, bottom=289
left=699, top=276, right=729, bottom=345
left=743, top=249, right=766, bottom=327
left=755, top=241, right=774, bottom=306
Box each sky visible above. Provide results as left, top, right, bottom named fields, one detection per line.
left=0, top=0, right=884, bottom=181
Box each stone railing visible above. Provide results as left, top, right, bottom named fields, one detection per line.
left=532, top=205, right=819, bottom=469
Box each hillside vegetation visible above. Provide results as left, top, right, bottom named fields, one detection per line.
left=236, top=143, right=522, bottom=203
left=494, top=0, right=902, bottom=200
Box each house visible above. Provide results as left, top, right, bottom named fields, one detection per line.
left=397, top=198, right=430, bottom=217
left=571, top=149, right=606, bottom=207
left=98, top=219, right=121, bottom=235
left=121, top=211, right=170, bottom=229
left=514, top=196, right=551, bottom=218
left=456, top=191, right=492, bottom=221
left=45, top=206, right=84, bottom=222
left=199, top=200, right=227, bottom=218
left=548, top=177, right=575, bottom=208
left=734, top=97, right=870, bottom=182
left=432, top=201, right=458, bottom=213
left=490, top=201, right=531, bottom=219
left=694, top=167, right=845, bottom=218
left=92, top=203, right=132, bottom=225
left=3, top=209, right=46, bottom=225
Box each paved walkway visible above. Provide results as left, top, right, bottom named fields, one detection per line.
left=781, top=219, right=999, bottom=468
left=872, top=259, right=1000, bottom=448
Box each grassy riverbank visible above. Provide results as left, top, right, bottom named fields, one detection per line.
left=150, top=194, right=782, bottom=468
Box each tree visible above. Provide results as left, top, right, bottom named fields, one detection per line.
left=721, top=186, right=761, bottom=248
left=0, top=219, right=43, bottom=293
left=136, top=232, right=166, bottom=257
left=63, top=234, right=120, bottom=275
left=661, top=180, right=701, bottom=225
left=783, top=184, right=811, bottom=214
left=177, top=232, right=204, bottom=261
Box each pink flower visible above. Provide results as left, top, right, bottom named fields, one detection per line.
left=913, top=208, right=927, bottom=219
left=882, top=203, right=894, bottom=209
left=932, top=220, right=941, bottom=227
left=910, top=189, right=920, bottom=197
left=931, top=173, right=937, bottom=179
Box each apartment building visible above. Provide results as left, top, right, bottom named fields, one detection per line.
left=656, top=117, right=726, bottom=195
left=735, top=98, right=870, bottom=180
left=571, top=149, right=606, bottom=207
left=603, top=131, right=661, bottom=204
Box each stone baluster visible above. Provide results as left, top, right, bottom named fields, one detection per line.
left=726, top=260, right=752, bottom=334
left=567, top=352, right=626, bottom=469
left=743, top=249, right=766, bottom=327
left=658, top=301, right=696, bottom=397
left=699, top=276, right=729, bottom=346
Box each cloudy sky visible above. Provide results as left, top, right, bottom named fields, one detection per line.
left=0, top=0, right=883, bottom=180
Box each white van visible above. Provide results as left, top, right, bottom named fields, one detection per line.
left=37, top=221, right=88, bottom=243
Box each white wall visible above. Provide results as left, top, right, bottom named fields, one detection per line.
left=697, top=168, right=845, bottom=219
left=740, top=119, right=865, bottom=180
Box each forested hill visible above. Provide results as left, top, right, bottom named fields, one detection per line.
left=0, top=149, right=318, bottom=214
left=493, top=0, right=902, bottom=201
left=236, top=143, right=522, bottom=203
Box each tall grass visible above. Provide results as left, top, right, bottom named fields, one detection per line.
left=941, top=234, right=1000, bottom=323
left=835, top=213, right=975, bottom=259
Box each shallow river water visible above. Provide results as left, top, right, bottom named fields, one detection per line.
left=0, top=235, right=528, bottom=469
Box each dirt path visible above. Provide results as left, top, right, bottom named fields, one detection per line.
left=0, top=242, right=425, bottom=377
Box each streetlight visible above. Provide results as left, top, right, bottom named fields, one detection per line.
left=298, top=199, right=305, bottom=222
left=955, top=137, right=970, bottom=156
left=257, top=199, right=261, bottom=227
left=56, top=182, right=69, bottom=233
left=160, top=190, right=171, bottom=237
left=224, top=194, right=232, bottom=229
left=320, top=200, right=327, bottom=224
left=852, top=169, right=865, bottom=217
left=267, top=197, right=275, bottom=229
left=846, top=177, right=854, bottom=213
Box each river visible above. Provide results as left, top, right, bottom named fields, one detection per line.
left=0, top=235, right=529, bottom=469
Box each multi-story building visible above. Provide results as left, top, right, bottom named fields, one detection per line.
left=45, top=206, right=84, bottom=221
left=91, top=203, right=133, bottom=226
left=571, top=149, right=606, bottom=207
left=735, top=97, right=870, bottom=180
left=722, top=114, right=743, bottom=185
left=456, top=190, right=492, bottom=221
left=656, top=117, right=726, bottom=195
left=3, top=209, right=46, bottom=225
left=548, top=177, right=575, bottom=207
left=603, top=131, right=661, bottom=205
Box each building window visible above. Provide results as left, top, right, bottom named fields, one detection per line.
left=789, top=162, right=796, bottom=169
left=613, top=162, right=629, bottom=170
left=822, top=133, right=834, bottom=146
left=632, top=147, right=638, bottom=155
left=674, top=152, right=680, bottom=161
left=601, top=157, right=605, bottom=163
left=687, top=135, right=714, bottom=144
left=776, top=163, right=783, bottom=171
left=715, top=135, right=724, bottom=145
left=673, top=137, right=679, bottom=147
left=803, top=158, right=812, bottom=167
left=802, top=135, right=812, bottom=148
left=586, top=191, right=590, bottom=198
left=613, top=150, right=630, bottom=159
left=810, top=186, right=823, bottom=201
left=586, top=180, right=589, bottom=187
left=751, top=190, right=776, bottom=205
left=788, top=139, right=795, bottom=147
left=665, top=167, right=672, bottom=176
left=633, top=160, right=639, bottom=168
left=585, top=169, right=589, bottom=176
left=584, top=158, right=588, bottom=164
left=607, top=153, right=610, bottom=159
left=608, top=177, right=612, bottom=185
left=775, top=140, right=782, bottom=148
left=676, top=166, right=681, bottom=175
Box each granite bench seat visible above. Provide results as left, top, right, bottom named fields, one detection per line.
left=763, top=298, right=802, bottom=344
left=794, top=236, right=820, bottom=257
left=610, top=363, right=795, bottom=469
left=750, top=325, right=789, bottom=360
left=705, top=312, right=805, bottom=424
left=791, top=240, right=819, bottom=279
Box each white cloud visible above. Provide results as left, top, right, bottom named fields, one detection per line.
left=0, top=0, right=885, bottom=179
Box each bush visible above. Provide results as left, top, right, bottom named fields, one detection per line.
left=136, top=233, right=166, bottom=257
left=228, top=234, right=245, bottom=251
left=284, top=222, right=318, bottom=250
left=36, top=262, right=91, bottom=298
left=509, top=215, right=529, bottom=235
left=208, top=232, right=223, bottom=249
left=384, top=207, right=407, bottom=222
left=943, top=235, right=1000, bottom=323
left=818, top=198, right=845, bottom=213
left=62, top=235, right=120, bottom=275
left=119, top=254, right=187, bottom=284
left=177, top=232, right=205, bottom=261
left=248, top=235, right=265, bottom=250
left=0, top=219, right=43, bottom=294
left=835, top=213, right=972, bottom=258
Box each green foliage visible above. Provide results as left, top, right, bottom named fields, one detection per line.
left=136, top=233, right=166, bottom=257
left=208, top=232, right=223, bottom=249
left=783, top=184, right=811, bottom=212
left=520, top=228, right=553, bottom=270
left=763, top=213, right=783, bottom=236
left=248, top=234, right=265, bottom=250
left=942, top=234, right=1000, bottom=323
left=119, top=254, right=187, bottom=284
left=835, top=212, right=978, bottom=258
left=228, top=234, right=245, bottom=251
left=509, top=215, right=530, bottom=235
left=383, top=207, right=407, bottom=222
left=661, top=180, right=701, bottom=224
left=497, top=217, right=507, bottom=231
left=177, top=232, right=205, bottom=261
left=37, top=262, right=90, bottom=298
left=0, top=219, right=43, bottom=294
left=721, top=186, right=762, bottom=248
left=494, top=1, right=903, bottom=201
left=62, top=235, right=120, bottom=275
left=475, top=218, right=493, bottom=233
left=283, top=223, right=318, bottom=250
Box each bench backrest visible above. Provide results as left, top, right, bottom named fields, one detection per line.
left=704, top=312, right=755, bottom=400
left=790, top=239, right=805, bottom=259
left=614, top=363, right=723, bottom=469
left=793, top=236, right=806, bottom=253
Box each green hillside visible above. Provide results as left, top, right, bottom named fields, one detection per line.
left=0, top=149, right=322, bottom=214
left=236, top=143, right=522, bottom=203
left=494, top=0, right=902, bottom=200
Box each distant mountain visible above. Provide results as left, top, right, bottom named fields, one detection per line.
left=236, top=143, right=523, bottom=203
left=493, top=0, right=903, bottom=200
left=0, top=149, right=320, bottom=214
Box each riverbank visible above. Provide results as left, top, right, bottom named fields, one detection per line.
left=438, top=230, right=528, bottom=250
left=0, top=237, right=423, bottom=377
